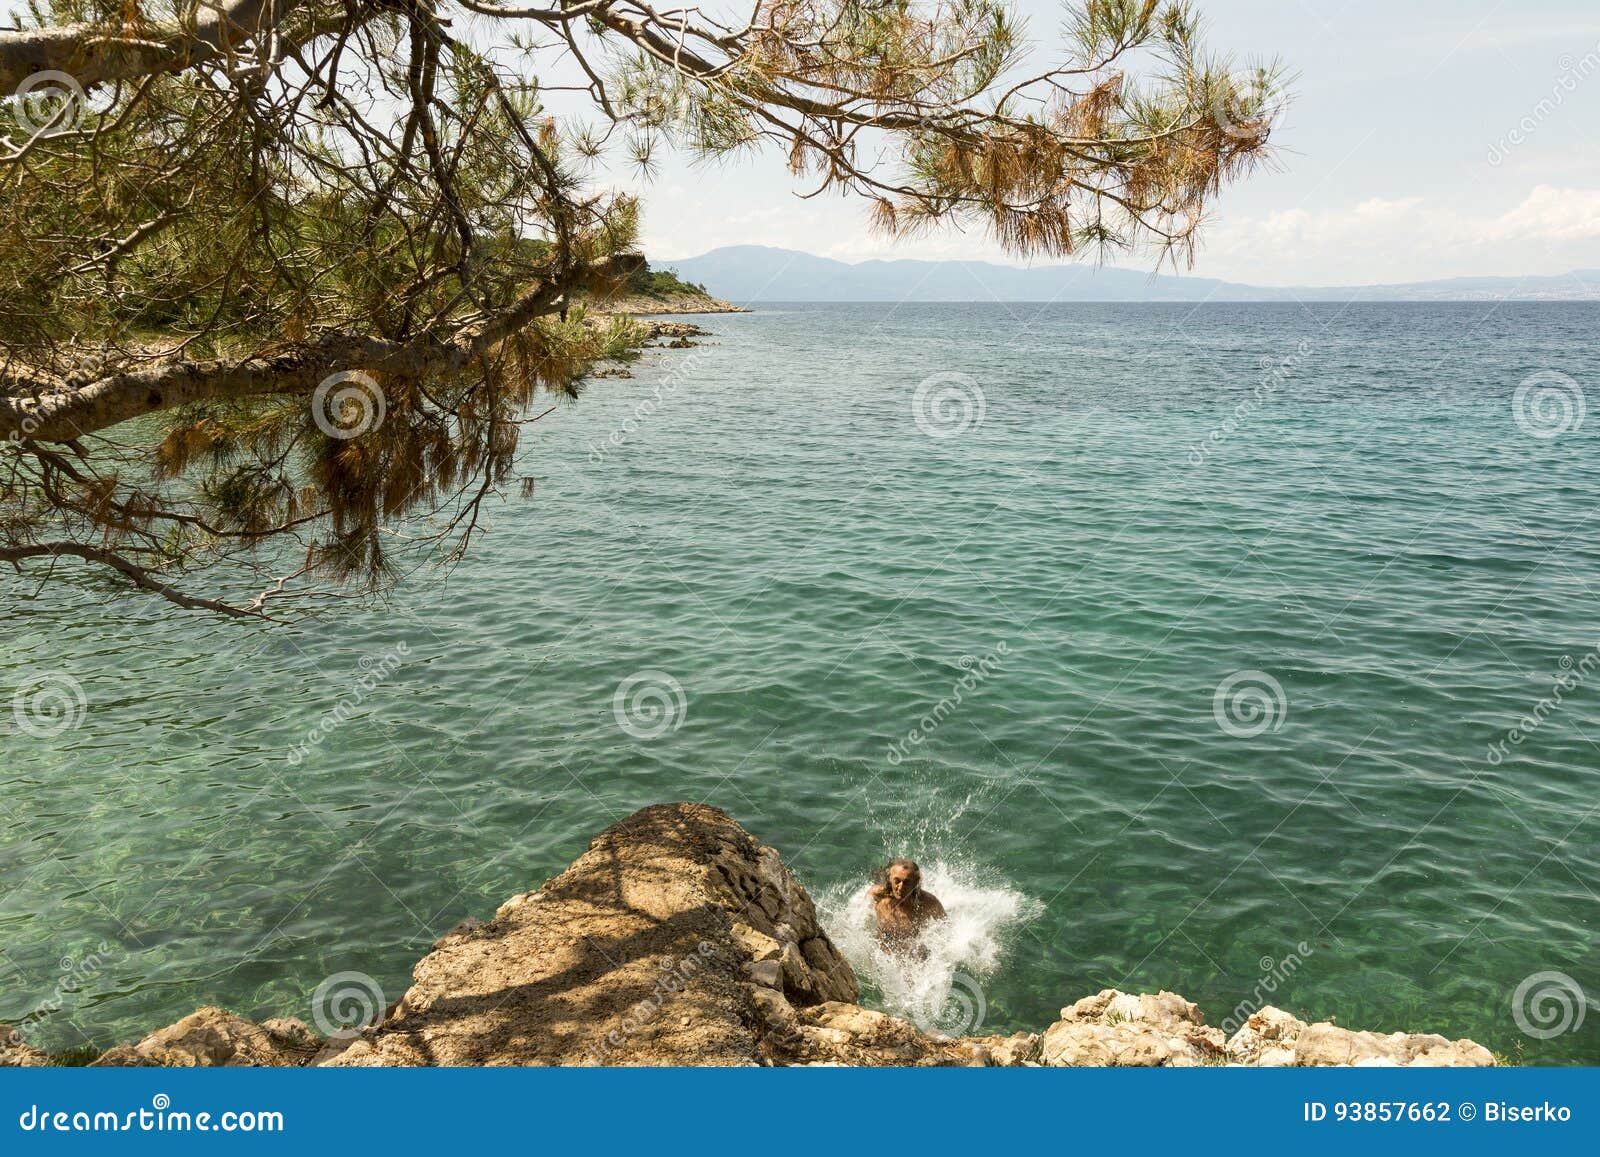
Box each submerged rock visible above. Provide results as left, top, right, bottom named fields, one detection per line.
left=48, top=804, right=1497, bottom=1068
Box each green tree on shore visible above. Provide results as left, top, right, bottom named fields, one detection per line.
left=0, top=0, right=1280, bottom=616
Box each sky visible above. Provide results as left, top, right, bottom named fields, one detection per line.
left=12, top=0, right=1593, bottom=285
left=617, top=0, right=1600, bottom=286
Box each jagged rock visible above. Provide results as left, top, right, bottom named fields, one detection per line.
left=747, top=959, right=783, bottom=989
left=0, top=1026, right=52, bottom=1067
left=761, top=1000, right=971, bottom=1067
left=1225, top=1007, right=1493, bottom=1067
left=89, top=1008, right=321, bottom=1067
left=1042, top=989, right=1226, bottom=1067
left=638, top=320, right=709, bottom=340
left=324, top=803, right=860, bottom=1066
left=432, top=918, right=484, bottom=950
left=586, top=292, right=749, bottom=318
left=965, top=1031, right=1042, bottom=1066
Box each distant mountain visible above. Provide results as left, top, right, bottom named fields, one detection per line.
left=662, top=245, right=1600, bottom=303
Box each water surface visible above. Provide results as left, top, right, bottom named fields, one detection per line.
left=4, top=302, right=1597, bottom=1062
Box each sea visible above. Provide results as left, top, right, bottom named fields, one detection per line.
left=4, top=302, right=1598, bottom=1063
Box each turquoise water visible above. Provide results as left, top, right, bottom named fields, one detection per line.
left=4, top=302, right=1598, bottom=1063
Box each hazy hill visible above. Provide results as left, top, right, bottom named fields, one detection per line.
left=662, top=245, right=1600, bottom=303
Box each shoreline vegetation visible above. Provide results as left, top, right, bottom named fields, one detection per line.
left=2, top=805, right=1499, bottom=1069
left=578, top=259, right=748, bottom=375
left=587, top=262, right=751, bottom=320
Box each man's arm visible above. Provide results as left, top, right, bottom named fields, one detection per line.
left=921, top=893, right=948, bottom=920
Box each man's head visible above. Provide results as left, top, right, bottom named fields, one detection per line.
left=881, top=858, right=922, bottom=902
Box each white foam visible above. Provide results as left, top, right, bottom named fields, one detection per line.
left=818, top=858, right=1041, bottom=1036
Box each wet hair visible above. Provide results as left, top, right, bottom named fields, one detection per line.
left=876, top=857, right=922, bottom=897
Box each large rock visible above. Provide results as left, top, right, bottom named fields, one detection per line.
left=88, top=1008, right=321, bottom=1067
left=1226, top=1006, right=1494, bottom=1067
left=1040, top=992, right=1494, bottom=1069
left=1042, top=989, right=1226, bottom=1067
left=325, top=803, right=870, bottom=1066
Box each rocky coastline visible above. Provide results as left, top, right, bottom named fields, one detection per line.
left=589, top=290, right=751, bottom=316
left=2, top=804, right=1496, bottom=1068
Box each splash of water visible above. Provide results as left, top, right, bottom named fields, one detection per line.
left=818, top=858, right=1041, bottom=1037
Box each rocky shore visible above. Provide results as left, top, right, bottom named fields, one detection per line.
left=589, top=290, right=750, bottom=316
left=3, top=804, right=1495, bottom=1068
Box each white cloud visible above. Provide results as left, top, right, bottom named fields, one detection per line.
left=1478, top=185, right=1600, bottom=242
left=1197, top=186, right=1600, bottom=284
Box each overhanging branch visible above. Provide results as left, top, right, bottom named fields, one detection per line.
left=1, top=254, right=643, bottom=442
left=1, top=542, right=266, bottom=617
left=0, top=0, right=294, bottom=92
